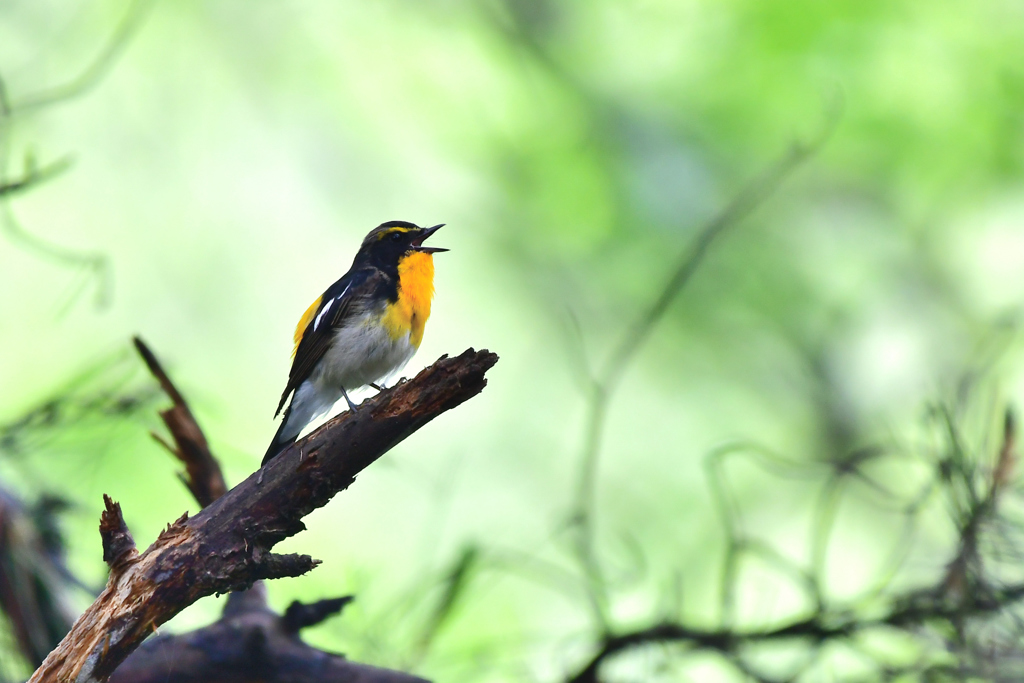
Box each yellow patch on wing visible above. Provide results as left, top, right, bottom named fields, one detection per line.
left=382, top=251, right=435, bottom=348
left=292, top=295, right=322, bottom=357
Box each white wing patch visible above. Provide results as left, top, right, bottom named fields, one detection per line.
left=313, top=299, right=333, bottom=331
left=314, top=283, right=349, bottom=331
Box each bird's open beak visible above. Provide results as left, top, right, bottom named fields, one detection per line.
left=412, top=223, right=449, bottom=253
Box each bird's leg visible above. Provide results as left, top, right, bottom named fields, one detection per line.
left=370, top=382, right=386, bottom=392
left=340, top=387, right=358, bottom=412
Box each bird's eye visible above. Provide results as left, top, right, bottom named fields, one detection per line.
left=389, top=232, right=403, bottom=242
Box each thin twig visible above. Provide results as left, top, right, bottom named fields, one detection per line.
left=0, top=0, right=154, bottom=307
left=6, top=0, right=156, bottom=116
left=570, top=105, right=843, bottom=628
left=0, top=157, right=72, bottom=198
left=567, top=582, right=1024, bottom=683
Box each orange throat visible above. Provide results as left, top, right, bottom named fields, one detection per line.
left=383, top=251, right=435, bottom=347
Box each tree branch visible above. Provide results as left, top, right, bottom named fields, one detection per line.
left=133, top=337, right=226, bottom=507
left=567, top=582, right=1024, bottom=683
left=282, top=595, right=355, bottom=634
left=566, top=403, right=1024, bottom=683
left=29, top=348, right=498, bottom=683
left=110, top=584, right=425, bottom=683
left=0, top=157, right=72, bottom=198
left=115, top=338, right=428, bottom=682
left=98, top=495, right=136, bottom=570
left=0, top=487, right=79, bottom=667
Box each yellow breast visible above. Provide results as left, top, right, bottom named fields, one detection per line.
left=381, top=252, right=435, bottom=348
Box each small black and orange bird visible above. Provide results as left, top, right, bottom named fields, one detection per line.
left=263, top=221, right=447, bottom=464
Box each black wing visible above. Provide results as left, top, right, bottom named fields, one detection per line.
left=274, top=267, right=389, bottom=416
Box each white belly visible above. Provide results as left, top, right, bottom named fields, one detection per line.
left=279, top=313, right=418, bottom=443
left=312, top=316, right=416, bottom=392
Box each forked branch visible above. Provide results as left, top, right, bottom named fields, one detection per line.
left=29, top=348, right=498, bottom=683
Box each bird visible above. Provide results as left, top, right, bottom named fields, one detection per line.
left=263, top=220, right=447, bottom=464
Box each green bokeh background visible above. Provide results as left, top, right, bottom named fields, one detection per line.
left=2, top=0, right=1024, bottom=680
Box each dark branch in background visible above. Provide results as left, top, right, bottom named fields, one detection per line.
left=0, top=487, right=79, bottom=669
left=112, top=584, right=422, bottom=683
left=568, top=579, right=1024, bottom=683
left=565, top=403, right=1024, bottom=682
left=941, top=408, right=1015, bottom=603
left=281, top=595, right=355, bottom=634
left=0, top=354, right=161, bottom=676
left=29, top=346, right=497, bottom=683
left=569, top=108, right=842, bottom=625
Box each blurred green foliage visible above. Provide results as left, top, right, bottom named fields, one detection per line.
left=2, top=0, right=1024, bottom=681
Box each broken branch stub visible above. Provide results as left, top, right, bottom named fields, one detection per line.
left=29, top=348, right=497, bottom=683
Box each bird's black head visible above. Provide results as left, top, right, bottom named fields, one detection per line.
left=353, top=220, right=447, bottom=272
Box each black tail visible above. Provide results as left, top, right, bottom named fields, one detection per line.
left=262, top=406, right=296, bottom=465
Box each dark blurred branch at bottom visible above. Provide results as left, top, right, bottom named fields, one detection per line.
left=111, top=583, right=425, bottom=683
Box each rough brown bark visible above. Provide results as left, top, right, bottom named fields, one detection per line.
left=29, top=348, right=498, bottom=683
left=98, top=495, right=137, bottom=570
left=110, top=339, right=428, bottom=683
